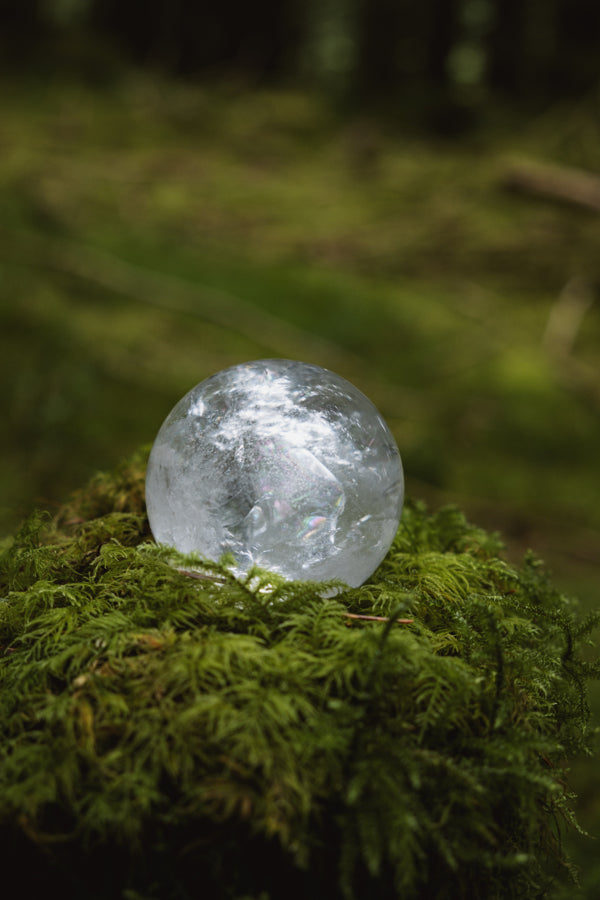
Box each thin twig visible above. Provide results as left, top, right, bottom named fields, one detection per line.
left=176, top=568, right=226, bottom=583
left=344, top=612, right=413, bottom=624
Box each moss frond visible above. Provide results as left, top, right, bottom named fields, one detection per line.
left=0, top=453, right=597, bottom=899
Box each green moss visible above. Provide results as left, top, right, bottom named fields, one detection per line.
left=0, top=450, right=598, bottom=899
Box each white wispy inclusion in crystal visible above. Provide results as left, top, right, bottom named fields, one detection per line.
left=146, top=359, right=404, bottom=587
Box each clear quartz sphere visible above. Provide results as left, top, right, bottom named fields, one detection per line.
left=145, top=360, right=404, bottom=587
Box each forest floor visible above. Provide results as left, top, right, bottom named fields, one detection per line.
left=0, top=72, right=599, bottom=892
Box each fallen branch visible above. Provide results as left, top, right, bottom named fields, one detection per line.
left=542, top=276, right=595, bottom=358
left=503, top=160, right=600, bottom=213
left=542, top=277, right=600, bottom=411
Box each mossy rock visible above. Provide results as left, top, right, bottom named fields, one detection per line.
left=0, top=448, right=597, bottom=899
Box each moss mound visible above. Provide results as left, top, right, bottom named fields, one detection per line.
left=0, top=448, right=598, bottom=899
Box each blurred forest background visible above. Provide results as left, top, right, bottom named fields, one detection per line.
left=0, top=0, right=599, bottom=893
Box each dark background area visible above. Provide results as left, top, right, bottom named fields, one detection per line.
left=0, top=1, right=599, bottom=895
left=2, top=0, right=600, bottom=115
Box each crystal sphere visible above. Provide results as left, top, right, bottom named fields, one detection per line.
left=145, top=360, right=404, bottom=587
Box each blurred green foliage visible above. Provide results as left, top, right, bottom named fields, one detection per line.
left=1, top=77, right=598, bottom=567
